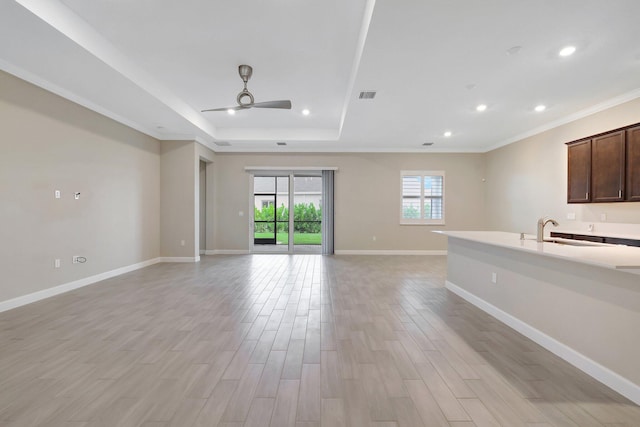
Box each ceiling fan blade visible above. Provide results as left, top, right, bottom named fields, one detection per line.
left=250, top=100, right=292, bottom=109
left=201, top=105, right=248, bottom=112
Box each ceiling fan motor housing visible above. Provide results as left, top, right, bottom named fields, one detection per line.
left=238, top=64, right=253, bottom=82
left=237, top=65, right=255, bottom=106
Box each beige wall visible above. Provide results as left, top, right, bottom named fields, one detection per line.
left=0, top=70, right=160, bottom=302
left=485, top=98, right=640, bottom=234
left=160, top=141, right=215, bottom=258
left=213, top=152, right=486, bottom=251
left=160, top=141, right=196, bottom=258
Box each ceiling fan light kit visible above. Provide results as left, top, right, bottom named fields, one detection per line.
left=201, top=65, right=292, bottom=112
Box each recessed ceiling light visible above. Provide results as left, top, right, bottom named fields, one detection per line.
left=476, top=104, right=487, bottom=112
left=534, top=104, right=546, bottom=112
left=302, top=109, right=310, bottom=116
left=559, top=46, right=576, bottom=57
left=227, top=109, right=236, bottom=115
left=444, top=131, right=452, bottom=137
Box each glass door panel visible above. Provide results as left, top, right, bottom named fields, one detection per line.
left=254, top=194, right=276, bottom=245
left=253, top=175, right=289, bottom=252
left=293, top=176, right=322, bottom=254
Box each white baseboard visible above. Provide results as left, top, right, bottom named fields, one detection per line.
left=207, top=249, right=251, bottom=255
left=334, top=250, right=447, bottom=256
left=204, top=249, right=445, bottom=256
left=0, top=258, right=161, bottom=314
left=158, top=257, right=200, bottom=263
left=445, top=280, right=640, bottom=406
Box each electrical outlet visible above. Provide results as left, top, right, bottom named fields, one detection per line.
left=600, top=213, right=607, bottom=222
left=491, top=272, right=497, bottom=284
left=54, top=190, right=61, bottom=199
left=567, top=212, right=576, bottom=220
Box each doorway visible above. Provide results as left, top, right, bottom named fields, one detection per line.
left=252, top=173, right=323, bottom=254
left=199, top=160, right=207, bottom=255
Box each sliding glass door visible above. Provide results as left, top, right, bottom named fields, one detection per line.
left=252, top=173, right=323, bottom=254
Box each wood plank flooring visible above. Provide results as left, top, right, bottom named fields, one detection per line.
left=0, top=255, right=639, bottom=426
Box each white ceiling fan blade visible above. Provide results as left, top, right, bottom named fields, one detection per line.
left=250, top=100, right=292, bottom=109
left=201, top=105, right=248, bottom=112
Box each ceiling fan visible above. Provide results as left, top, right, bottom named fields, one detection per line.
left=201, top=65, right=292, bottom=112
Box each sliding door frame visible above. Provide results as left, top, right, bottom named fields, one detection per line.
left=247, top=167, right=337, bottom=254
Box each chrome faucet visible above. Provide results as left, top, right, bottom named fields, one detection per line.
left=537, top=217, right=559, bottom=242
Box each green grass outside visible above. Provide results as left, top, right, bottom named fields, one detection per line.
left=254, top=232, right=321, bottom=245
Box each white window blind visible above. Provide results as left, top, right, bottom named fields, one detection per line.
left=401, top=171, right=445, bottom=224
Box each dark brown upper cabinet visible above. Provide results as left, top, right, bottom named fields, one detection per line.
left=591, top=131, right=625, bottom=202
left=567, top=139, right=591, bottom=203
left=627, top=125, right=640, bottom=201
left=567, top=122, right=640, bottom=204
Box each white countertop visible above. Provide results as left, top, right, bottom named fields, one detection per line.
left=434, top=230, right=640, bottom=272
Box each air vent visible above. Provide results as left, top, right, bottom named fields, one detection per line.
left=277, top=142, right=287, bottom=146
left=359, top=91, right=377, bottom=100
left=213, top=140, right=231, bottom=146
left=422, top=142, right=434, bottom=146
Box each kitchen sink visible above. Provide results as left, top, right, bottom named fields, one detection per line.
left=543, top=239, right=604, bottom=247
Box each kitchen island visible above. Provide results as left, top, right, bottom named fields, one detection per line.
left=435, top=231, right=640, bottom=405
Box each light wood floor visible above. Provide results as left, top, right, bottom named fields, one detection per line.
left=1, top=255, right=639, bottom=426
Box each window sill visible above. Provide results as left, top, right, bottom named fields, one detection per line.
left=400, top=222, right=446, bottom=226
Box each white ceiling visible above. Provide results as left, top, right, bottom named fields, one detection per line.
left=2, top=0, right=640, bottom=153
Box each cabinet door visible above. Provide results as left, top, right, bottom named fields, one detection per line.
left=627, top=126, right=640, bottom=201
left=567, top=139, right=591, bottom=203
left=592, top=131, right=625, bottom=202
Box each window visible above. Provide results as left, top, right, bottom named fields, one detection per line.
left=401, top=171, right=445, bottom=224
